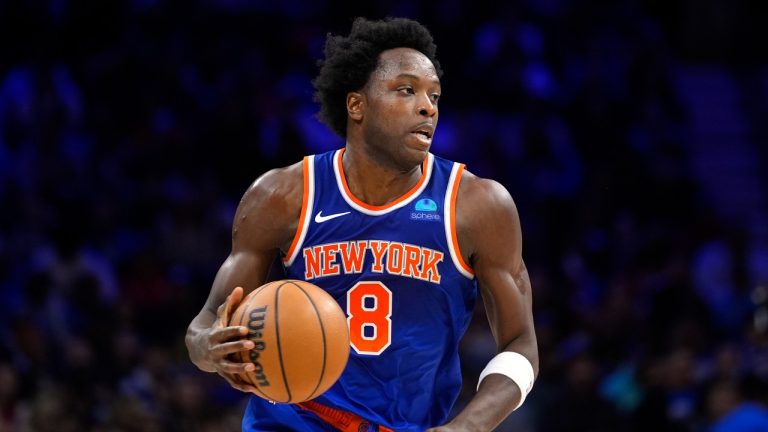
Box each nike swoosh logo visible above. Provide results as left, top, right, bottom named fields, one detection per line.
left=314, top=211, right=351, bottom=223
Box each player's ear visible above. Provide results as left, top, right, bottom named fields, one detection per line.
left=347, top=91, right=364, bottom=122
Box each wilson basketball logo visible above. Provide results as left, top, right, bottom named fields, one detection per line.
left=247, top=306, right=269, bottom=387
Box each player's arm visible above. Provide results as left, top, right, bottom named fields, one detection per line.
left=433, top=172, right=539, bottom=432
left=185, top=161, right=303, bottom=391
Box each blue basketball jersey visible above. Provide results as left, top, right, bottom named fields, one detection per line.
left=243, top=149, right=477, bottom=431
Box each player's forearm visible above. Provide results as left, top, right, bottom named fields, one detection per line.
left=445, top=335, right=538, bottom=431
left=185, top=309, right=217, bottom=372
left=445, top=374, right=521, bottom=432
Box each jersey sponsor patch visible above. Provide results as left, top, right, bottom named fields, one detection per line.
left=415, top=198, right=438, bottom=212
left=411, top=197, right=441, bottom=222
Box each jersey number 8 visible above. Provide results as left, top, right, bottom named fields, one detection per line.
left=346, top=281, right=392, bottom=355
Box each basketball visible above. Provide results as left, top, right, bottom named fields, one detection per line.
left=228, top=279, right=350, bottom=403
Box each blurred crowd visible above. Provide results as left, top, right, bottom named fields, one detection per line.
left=1, top=1, right=767, bottom=431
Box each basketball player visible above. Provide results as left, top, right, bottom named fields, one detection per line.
left=186, top=17, right=539, bottom=431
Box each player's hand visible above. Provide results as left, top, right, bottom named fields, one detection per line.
left=199, top=287, right=260, bottom=393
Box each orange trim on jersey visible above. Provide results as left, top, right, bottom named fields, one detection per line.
left=283, top=157, right=310, bottom=263
left=336, top=148, right=429, bottom=211
left=297, top=400, right=394, bottom=432
left=450, top=164, right=474, bottom=276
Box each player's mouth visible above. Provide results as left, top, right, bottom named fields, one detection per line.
left=410, top=123, right=434, bottom=145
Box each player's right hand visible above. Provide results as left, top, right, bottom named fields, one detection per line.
left=204, top=287, right=260, bottom=393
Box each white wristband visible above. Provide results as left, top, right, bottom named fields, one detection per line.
left=477, top=351, right=535, bottom=410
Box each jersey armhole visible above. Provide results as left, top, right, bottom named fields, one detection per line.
left=444, top=163, right=475, bottom=279
left=283, top=156, right=315, bottom=266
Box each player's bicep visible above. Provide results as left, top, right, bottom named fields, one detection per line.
left=203, top=166, right=302, bottom=315
left=464, top=179, right=531, bottom=350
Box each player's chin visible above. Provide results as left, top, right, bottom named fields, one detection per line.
left=400, top=146, right=429, bottom=170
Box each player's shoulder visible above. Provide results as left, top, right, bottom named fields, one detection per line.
left=454, top=169, right=522, bottom=260
left=249, top=159, right=304, bottom=195
left=457, top=169, right=518, bottom=216
left=236, top=158, right=305, bottom=222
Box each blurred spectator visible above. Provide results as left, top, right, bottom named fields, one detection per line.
left=0, top=362, right=28, bottom=432
left=707, top=377, right=768, bottom=432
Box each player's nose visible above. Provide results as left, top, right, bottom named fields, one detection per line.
left=417, top=93, right=437, bottom=117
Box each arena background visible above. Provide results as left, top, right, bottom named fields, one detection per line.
left=1, top=1, right=767, bottom=431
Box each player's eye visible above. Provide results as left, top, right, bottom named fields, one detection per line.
left=431, top=93, right=440, bottom=103
left=398, top=86, right=415, bottom=95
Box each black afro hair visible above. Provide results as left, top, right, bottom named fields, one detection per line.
left=312, top=17, right=443, bottom=138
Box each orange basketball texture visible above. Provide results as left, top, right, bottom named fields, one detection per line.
left=228, top=280, right=350, bottom=403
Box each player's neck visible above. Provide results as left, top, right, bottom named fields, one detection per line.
left=341, top=145, right=423, bottom=207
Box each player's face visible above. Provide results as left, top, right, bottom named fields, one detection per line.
left=359, top=48, right=440, bottom=170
